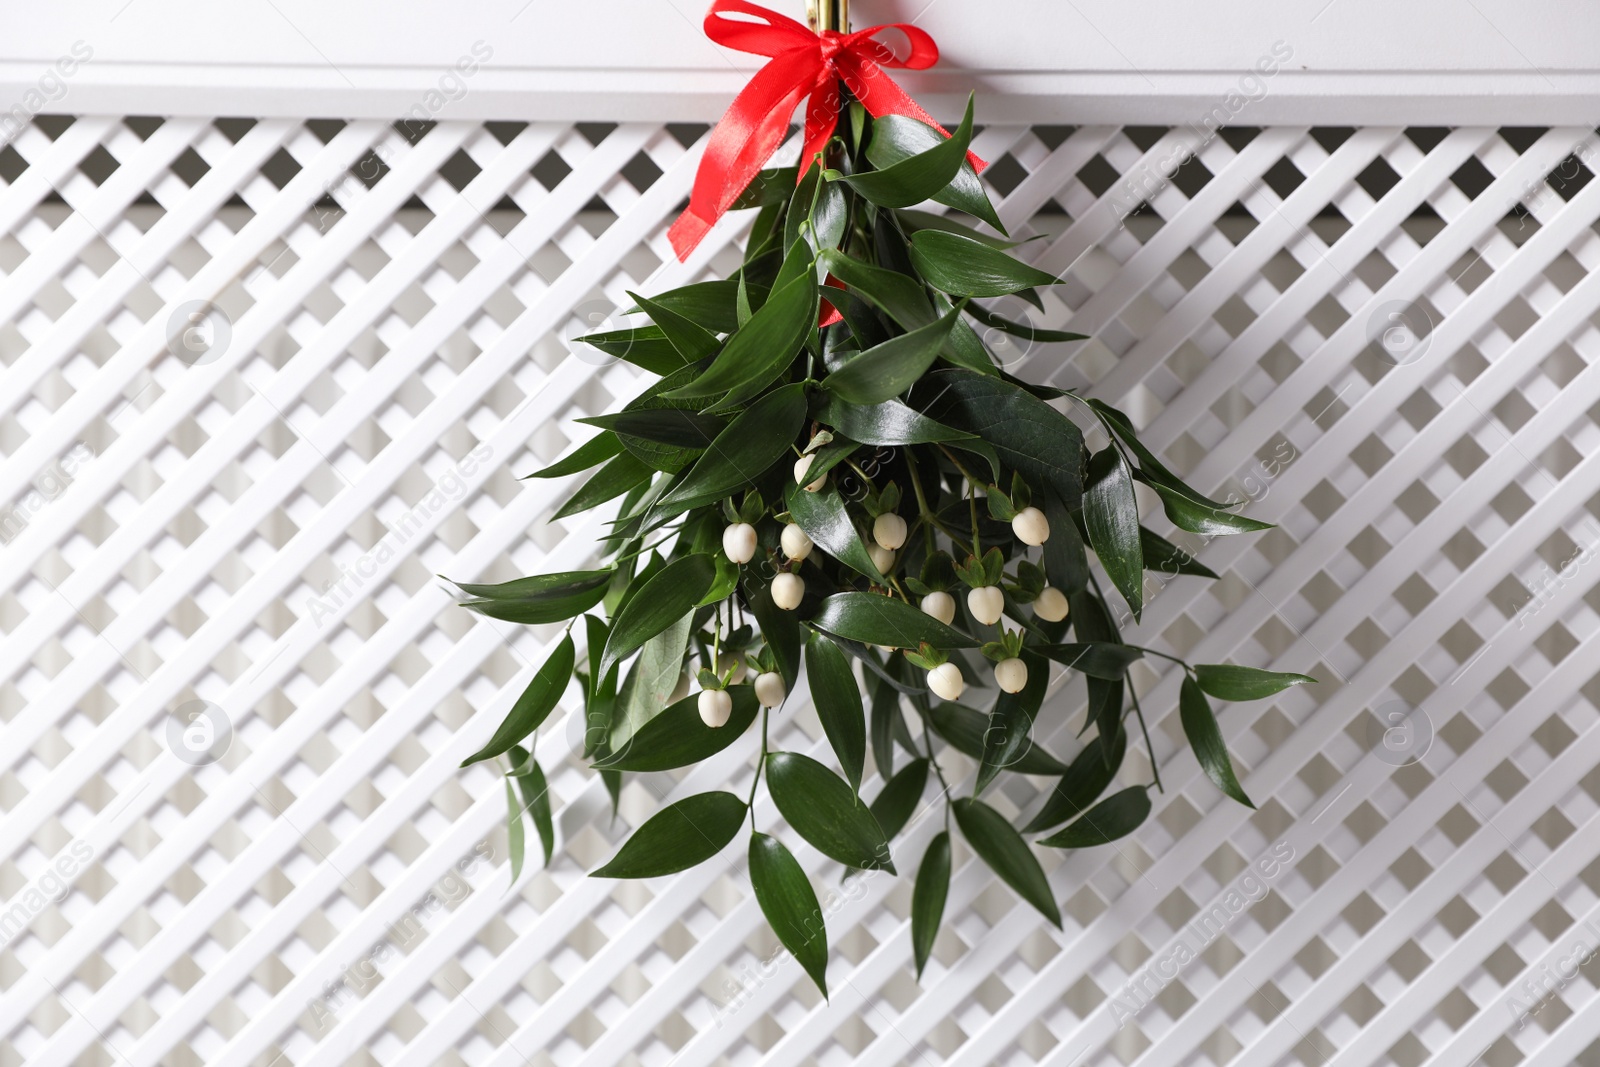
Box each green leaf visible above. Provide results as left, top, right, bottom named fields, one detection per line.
left=596, top=685, right=759, bottom=771
left=1036, top=786, right=1150, bottom=849
left=663, top=273, right=815, bottom=401
left=1141, top=527, right=1219, bottom=579
left=807, top=630, right=867, bottom=793
left=817, top=249, right=936, bottom=333
left=784, top=480, right=886, bottom=584
left=524, top=433, right=622, bottom=480
left=869, top=678, right=902, bottom=781
left=609, top=611, right=693, bottom=751
left=965, top=301, right=1087, bottom=343
left=577, top=408, right=724, bottom=451
left=814, top=393, right=977, bottom=447
left=896, top=209, right=1019, bottom=248
left=765, top=752, right=895, bottom=872
left=909, top=230, right=1059, bottom=298
left=731, top=166, right=799, bottom=210
left=1180, top=676, right=1254, bottom=808
left=1083, top=447, right=1144, bottom=621
left=1140, top=476, right=1276, bottom=536
left=512, top=758, right=555, bottom=867
left=574, top=326, right=692, bottom=375
left=978, top=648, right=1049, bottom=795
left=600, top=554, right=716, bottom=677
left=748, top=577, right=802, bottom=687
left=749, top=832, right=829, bottom=997
left=626, top=290, right=721, bottom=362
left=865, top=100, right=1002, bottom=229
left=1089, top=398, right=1237, bottom=512
left=1022, top=726, right=1128, bottom=832
left=913, top=369, right=1085, bottom=509
left=1041, top=488, right=1089, bottom=594
left=844, top=94, right=976, bottom=209
left=869, top=758, right=929, bottom=843
left=952, top=797, right=1060, bottom=927
left=461, top=634, right=575, bottom=766
left=624, top=279, right=741, bottom=334
left=808, top=592, right=977, bottom=650
left=1037, top=642, right=1144, bottom=680
left=456, top=569, right=613, bottom=625
left=928, top=702, right=1067, bottom=775
left=1193, top=665, right=1316, bottom=702
left=823, top=303, right=965, bottom=405
left=505, top=779, right=526, bottom=885
left=912, top=831, right=951, bottom=978
left=657, top=384, right=806, bottom=512
left=552, top=451, right=654, bottom=520
left=591, top=791, right=747, bottom=878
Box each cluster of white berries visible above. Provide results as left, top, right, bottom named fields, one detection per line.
left=710, top=471, right=1065, bottom=713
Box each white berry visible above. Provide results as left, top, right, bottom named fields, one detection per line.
left=794, top=454, right=826, bottom=492
left=771, top=572, right=805, bottom=610
left=994, top=657, right=1028, bottom=693
left=968, top=585, right=1005, bottom=625
left=781, top=522, right=814, bottom=561
left=1011, top=506, right=1050, bottom=546
left=698, top=689, right=733, bottom=727
left=868, top=544, right=896, bottom=576
left=1034, top=586, right=1069, bottom=622
left=722, top=522, right=757, bottom=564
left=927, top=662, right=965, bottom=701
left=714, top=652, right=747, bottom=685
left=755, top=671, right=786, bottom=708
left=873, top=513, right=907, bottom=550
left=668, top=669, right=691, bottom=704
left=921, top=590, right=956, bottom=625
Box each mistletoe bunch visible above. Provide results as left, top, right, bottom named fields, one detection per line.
left=454, top=95, right=1312, bottom=992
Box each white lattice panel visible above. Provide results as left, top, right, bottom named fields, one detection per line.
left=6, top=112, right=1600, bottom=1067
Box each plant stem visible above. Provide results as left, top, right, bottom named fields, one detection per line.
left=1127, top=682, right=1163, bottom=794
left=748, top=706, right=770, bottom=828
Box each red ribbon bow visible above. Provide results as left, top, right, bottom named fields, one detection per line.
left=667, top=0, right=985, bottom=262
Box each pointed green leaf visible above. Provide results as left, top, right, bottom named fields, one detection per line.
left=524, top=433, right=623, bottom=480
left=1140, top=476, right=1276, bottom=536
left=823, top=303, right=965, bottom=405
left=512, top=758, right=556, bottom=867
left=1180, top=676, right=1254, bottom=808
left=908, top=230, right=1059, bottom=298
left=807, top=630, right=867, bottom=793
left=574, top=326, right=692, bottom=375
left=1041, top=488, right=1089, bottom=594
left=461, top=634, right=575, bottom=766
left=657, top=384, right=807, bottom=512
left=596, top=685, right=759, bottom=771
left=1083, top=447, right=1144, bottom=621
left=456, top=569, right=612, bottom=625
left=952, top=797, right=1060, bottom=927
left=624, top=279, right=741, bottom=334
left=817, top=249, right=937, bottom=333
left=844, top=94, right=976, bottom=209
left=1141, top=526, right=1219, bottom=579
left=609, top=611, right=693, bottom=751
left=505, top=779, right=526, bottom=885
left=977, top=648, right=1049, bottom=795
left=551, top=451, right=653, bottom=520
left=814, top=393, right=977, bottom=447
left=591, top=791, right=746, bottom=878
left=626, top=290, right=721, bottom=362
left=765, top=752, right=895, bottom=872
left=1022, top=726, right=1128, bottom=833
left=663, top=274, right=816, bottom=401
left=784, top=480, right=886, bottom=584
left=1037, top=642, right=1144, bottom=680
left=1036, top=786, right=1150, bottom=849
left=913, top=369, right=1085, bottom=509
left=600, top=554, right=716, bottom=677
left=965, top=301, right=1086, bottom=343
left=928, top=702, right=1067, bottom=775
left=1193, top=665, right=1316, bottom=702
left=748, top=577, right=802, bottom=687
left=749, top=832, right=829, bottom=996
left=869, top=679, right=902, bottom=781
left=808, top=591, right=977, bottom=650
left=912, top=831, right=951, bottom=978
left=869, top=757, right=929, bottom=843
